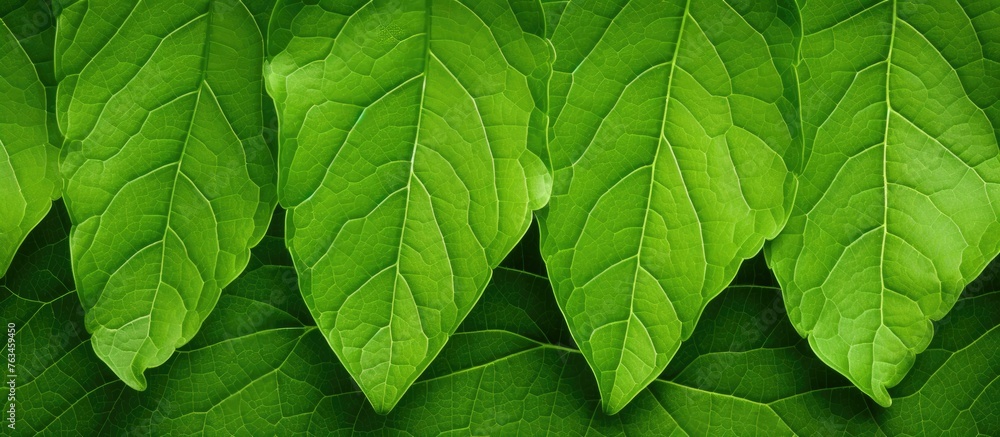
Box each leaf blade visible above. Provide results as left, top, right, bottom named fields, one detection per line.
left=265, top=0, right=552, bottom=413
left=55, top=0, right=277, bottom=390
left=540, top=0, right=800, bottom=413
left=767, top=0, right=1000, bottom=406
left=0, top=9, right=59, bottom=276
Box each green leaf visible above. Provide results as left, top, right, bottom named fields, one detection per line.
left=0, top=3, right=59, bottom=276
left=1, top=0, right=61, bottom=146
left=106, top=267, right=583, bottom=435
left=766, top=0, right=1000, bottom=407
left=55, top=0, right=277, bottom=390
left=0, top=202, right=125, bottom=435
left=264, top=0, right=552, bottom=413
left=1, top=1, right=57, bottom=80
left=650, top=259, right=1000, bottom=435
left=540, top=0, right=800, bottom=413
left=7, top=222, right=998, bottom=434
left=540, top=0, right=567, bottom=39
left=45, top=250, right=1000, bottom=435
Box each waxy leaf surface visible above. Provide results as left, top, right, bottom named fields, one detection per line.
left=767, top=0, right=1000, bottom=406
left=0, top=2, right=59, bottom=276
left=265, top=0, right=551, bottom=412
left=540, top=0, right=800, bottom=413
left=55, top=0, right=277, bottom=390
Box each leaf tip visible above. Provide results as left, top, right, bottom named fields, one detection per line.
left=110, top=359, right=149, bottom=392
left=601, top=398, right=628, bottom=416
left=597, top=377, right=647, bottom=416
left=89, top=326, right=160, bottom=393
left=869, top=383, right=893, bottom=408
left=122, top=372, right=149, bottom=392
left=524, top=152, right=552, bottom=211
left=367, top=389, right=403, bottom=416
left=95, top=347, right=149, bottom=392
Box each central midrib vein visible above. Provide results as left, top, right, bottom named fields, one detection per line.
left=609, top=0, right=694, bottom=405
left=876, top=0, right=898, bottom=393
left=380, top=0, right=433, bottom=409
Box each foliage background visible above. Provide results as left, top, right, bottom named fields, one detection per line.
left=1, top=0, right=998, bottom=434
left=3, top=204, right=998, bottom=434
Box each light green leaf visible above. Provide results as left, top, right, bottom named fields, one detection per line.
left=540, top=0, right=800, bottom=413
left=766, top=0, right=1000, bottom=407
left=0, top=3, right=59, bottom=276
left=55, top=0, right=277, bottom=390
left=264, top=0, right=552, bottom=413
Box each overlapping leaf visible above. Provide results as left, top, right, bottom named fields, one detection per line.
left=0, top=203, right=125, bottom=435
left=6, top=0, right=999, bottom=431
left=540, top=0, right=801, bottom=413
left=0, top=1, right=59, bottom=276
left=7, top=215, right=996, bottom=435
left=767, top=0, right=1000, bottom=406
left=264, top=0, right=552, bottom=412
left=55, top=0, right=277, bottom=390
left=98, top=258, right=1000, bottom=435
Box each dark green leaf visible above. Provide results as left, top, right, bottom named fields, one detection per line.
left=1, top=203, right=125, bottom=435
left=5, top=221, right=998, bottom=434
left=1, top=0, right=61, bottom=146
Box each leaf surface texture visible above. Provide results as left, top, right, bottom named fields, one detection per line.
left=55, top=0, right=277, bottom=390
left=0, top=1, right=59, bottom=275
left=540, top=0, right=800, bottom=413
left=767, top=0, right=1000, bottom=406
left=265, top=0, right=552, bottom=412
